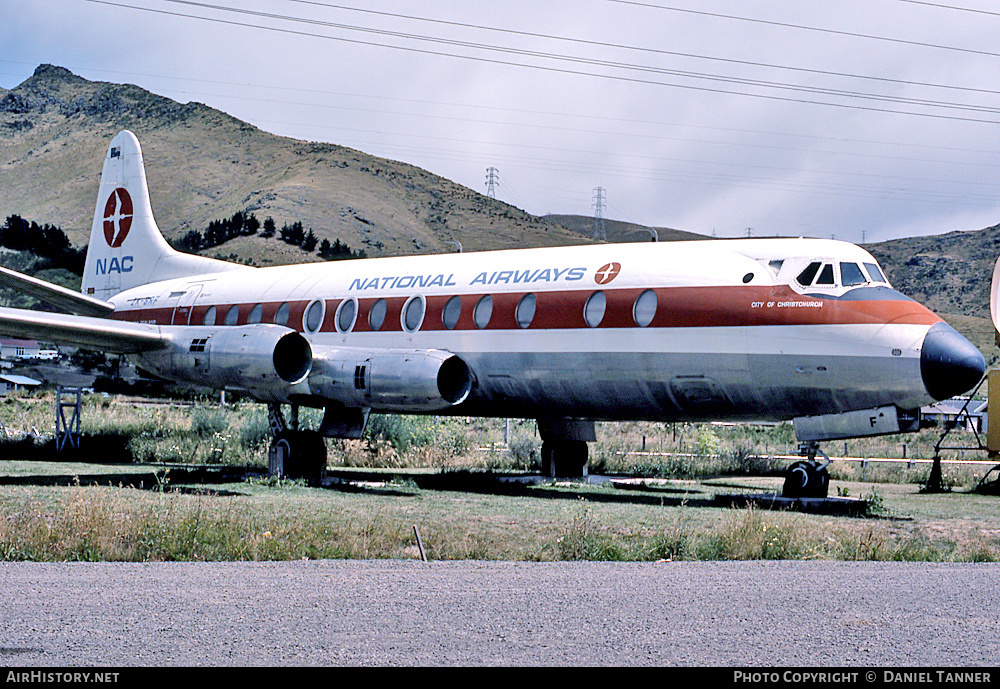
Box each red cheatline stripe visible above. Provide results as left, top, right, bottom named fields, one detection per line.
left=112, top=285, right=941, bottom=331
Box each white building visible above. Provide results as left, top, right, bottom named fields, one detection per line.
left=0, top=339, right=41, bottom=360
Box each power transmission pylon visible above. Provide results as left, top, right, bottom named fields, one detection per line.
left=592, top=187, right=606, bottom=241
left=485, top=167, right=499, bottom=199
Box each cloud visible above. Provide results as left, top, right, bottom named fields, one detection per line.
left=3, top=0, right=1000, bottom=243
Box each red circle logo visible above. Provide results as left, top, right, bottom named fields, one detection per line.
left=103, top=187, right=133, bottom=248
left=594, top=262, right=621, bottom=285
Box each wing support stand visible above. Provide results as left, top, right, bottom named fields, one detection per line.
left=55, top=385, right=82, bottom=452
left=925, top=374, right=990, bottom=493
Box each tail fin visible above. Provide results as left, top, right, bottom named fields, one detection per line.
left=81, top=130, right=247, bottom=300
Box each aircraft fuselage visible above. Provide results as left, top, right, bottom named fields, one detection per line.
left=109, top=237, right=968, bottom=423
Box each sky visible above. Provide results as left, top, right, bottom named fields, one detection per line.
left=4, top=0, right=1000, bottom=244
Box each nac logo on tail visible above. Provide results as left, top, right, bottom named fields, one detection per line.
left=103, top=188, right=133, bottom=247
left=95, top=187, right=134, bottom=275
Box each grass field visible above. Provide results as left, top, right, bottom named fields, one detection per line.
left=0, top=391, right=999, bottom=563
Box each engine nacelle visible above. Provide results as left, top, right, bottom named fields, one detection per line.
left=309, top=345, right=473, bottom=412
left=133, top=324, right=312, bottom=402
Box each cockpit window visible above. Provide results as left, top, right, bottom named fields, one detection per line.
left=864, top=262, right=887, bottom=284
left=796, top=262, right=821, bottom=286
left=816, top=264, right=835, bottom=285
left=840, top=262, right=867, bottom=287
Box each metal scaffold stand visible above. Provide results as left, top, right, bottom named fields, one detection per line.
left=55, top=385, right=82, bottom=452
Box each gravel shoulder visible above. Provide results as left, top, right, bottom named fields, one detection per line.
left=2, top=559, right=998, bottom=667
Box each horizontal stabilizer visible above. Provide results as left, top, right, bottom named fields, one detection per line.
left=0, top=307, right=165, bottom=353
left=0, top=266, right=115, bottom=317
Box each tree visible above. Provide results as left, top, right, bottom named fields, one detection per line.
left=280, top=221, right=305, bottom=246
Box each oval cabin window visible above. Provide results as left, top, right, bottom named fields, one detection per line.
left=633, top=289, right=657, bottom=327
left=337, top=298, right=357, bottom=333
left=304, top=299, right=324, bottom=333
left=584, top=291, right=606, bottom=328
left=369, top=298, right=387, bottom=331
left=516, top=294, right=536, bottom=329
left=248, top=304, right=263, bottom=324
left=442, top=296, right=462, bottom=330
left=403, top=295, right=425, bottom=332
left=274, top=302, right=290, bottom=326
left=473, top=295, right=493, bottom=329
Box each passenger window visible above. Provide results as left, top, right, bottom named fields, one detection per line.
left=225, top=304, right=239, bottom=325
left=633, top=289, right=657, bottom=327
left=274, top=302, right=290, bottom=326
left=442, top=296, right=461, bottom=330
left=584, top=291, right=606, bottom=328
left=203, top=305, right=217, bottom=326
left=796, top=262, right=821, bottom=286
left=403, top=295, right=425, bottom=332
left=248, top=304, right=263, bottom=324
left=515, top=294, right=536, bottom=329
left=369, top=298, right=387, bottom=331
left=816, top=264, right=835, bottom=285
left=840, top=262, right=867, bottom=286
left=473, top=295, right=493, bottom=329
left=336, top=298, right=357, bottom=333
left=304, top=299, right=324, bottom=333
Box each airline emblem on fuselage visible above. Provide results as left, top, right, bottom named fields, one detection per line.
left=103, top=188, right=133, bottom=248
left=594, top=262, right=621, bottom=285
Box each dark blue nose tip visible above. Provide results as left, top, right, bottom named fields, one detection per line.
left=921, top=322, right=986, bottom=401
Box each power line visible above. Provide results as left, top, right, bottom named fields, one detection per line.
left=84, top=0, right=1000, bottom=125
left=285, top=0, right=1000, bottom=101
left=898, top=0, right=1000, bottom=18
left=607, top=0, right=1000, bottom=60
left=8, top=56, right=1000, bottom=165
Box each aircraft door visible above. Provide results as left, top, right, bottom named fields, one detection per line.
left=171, top=284, right=204, bottom=325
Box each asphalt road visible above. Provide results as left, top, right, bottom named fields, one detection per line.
left=1, top=560, right=998, bottom=667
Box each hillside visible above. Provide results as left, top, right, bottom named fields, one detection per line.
left=0, top=65, right=590, bottom=258
left=865, top=228, right=998, bottom=320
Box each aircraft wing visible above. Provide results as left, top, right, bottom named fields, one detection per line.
left=0, top=266, right=115, bottom=317
left=0, top=307, right=166, bottom=353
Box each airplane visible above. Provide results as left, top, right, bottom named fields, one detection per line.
left=0, top=130, right=987, bottom=497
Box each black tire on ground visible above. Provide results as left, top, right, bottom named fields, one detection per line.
left=782, top=460, right=829, bottom=498
left=270, top=430, right=327, bottom=483
left=540, top=440, right=589, bottom=478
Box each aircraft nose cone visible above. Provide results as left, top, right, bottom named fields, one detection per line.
left=920, top=322, right=986, bottom=401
